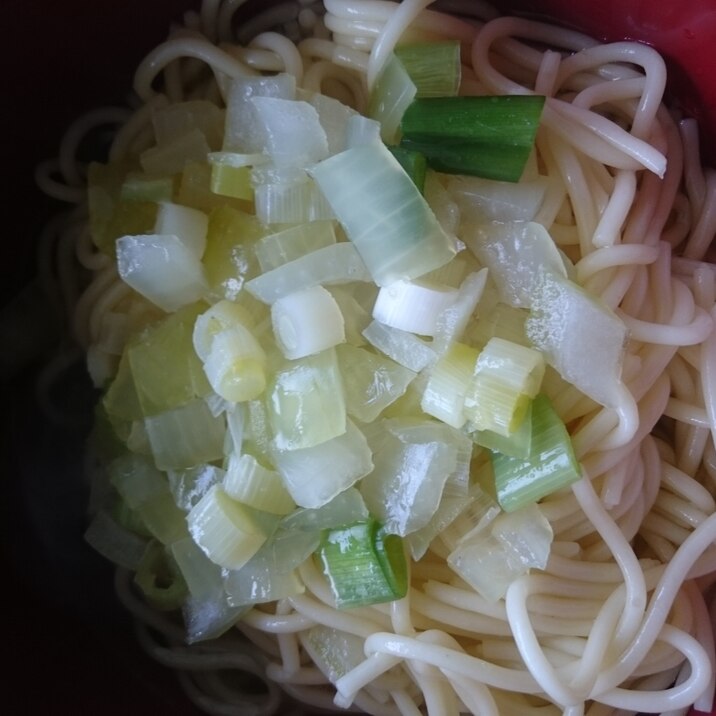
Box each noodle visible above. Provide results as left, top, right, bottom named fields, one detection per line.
left=34, top=0, right=716, bottom=714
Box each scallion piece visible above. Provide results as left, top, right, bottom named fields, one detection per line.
left=318, top=518, right=408, bottom=608
left=309, top=142, right=456, bottom=287
left=387, top=146, right=427, bottom=193
left=187, top=485, right=267, bottom=570
left=400, top=96, right=546, bottom=182
left=395, top=41, right=461, bottom=98
left=464, top=337, right=545, bottom=437
left=134, top=541, right=187, bottom=611
left=367, top=55, right=416, bottom=144
left=491, top=394, right=581, bottom=512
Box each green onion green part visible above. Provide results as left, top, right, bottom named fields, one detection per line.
left=400, top=95, right=546, bottom=182
left=318, top=518, right=408, bottom=608
left=491, top=394, right=581, bottom=512
left=395, top=41, right=462, bottom=98
left=387, top=146, right=428, bottom=193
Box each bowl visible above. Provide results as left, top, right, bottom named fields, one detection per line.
left=3, top=1, right=715, bottom=714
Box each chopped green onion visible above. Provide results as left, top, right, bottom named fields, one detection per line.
left=272, top=285, right=346, bottom=360
left=110, top=496, right=152, bottom=538
left=491, top=503, right=553, bottom=570
left=372, top=279, right=458, bottom=336
left=491, top=394, right=581, bottom=512
left=471, top=399, right=533, bottom=459
left=210, top=162, right=254, bottom=201
left=178, top=161, right=252, bottom=212
left=400, top=96, right=546, bottom=182
left=467, top=301, right=530, bottom=349
left=171, top=536, right=224, bottom=599
left=368, top=54, right=416, bottom=144
left=187, top=485, right=267, bottom=570
left=134, top=541, right=187, bottom=611
left=395, top=41, right=461, bottom=98
left=318, top=518, right=408, bottom=608
left=421, top=342, right=479, bottom=428
left=309, top=142, right=456, bottom=287
left=223, top=453, right=295, bottom=515
left=192, top=300, right=253, bottom=360
left=224, top=556, right=304, bottom=608
left=387, top=146, right=427, bottom=193
left=201, top=325, right=267, bottom=403
left=464, top=337, right=545, bottom=437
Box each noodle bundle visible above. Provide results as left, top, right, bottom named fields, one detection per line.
left=37, top=1, right=716, bottom=714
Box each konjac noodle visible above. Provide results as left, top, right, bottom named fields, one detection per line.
left=37, top=0, right=716, bottom=714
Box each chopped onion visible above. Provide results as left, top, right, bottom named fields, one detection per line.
left=246, top=243, right=372, bottom=304
left=362, top=320, right=436, bottom=373
left=464, top=220, right=567, bottom=308
left=267, top=349, right=347, bottom=451
left=223, top=73, right=296, bottom=153
left=250, top=97, right=329, bottom=167
left=273, top=420, right=373, bottom=509
left=154, top=202, right=209, bottom=258
left=116, top=234, right=207, bottom=312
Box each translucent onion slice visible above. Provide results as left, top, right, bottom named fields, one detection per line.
left=464, top=220, right=567, bottom=308
left=246, top=243, right=372, bottom=304
left=267, top=349, right=347, bottom=451
left=154, top=202, right=209, bottom=258
left=145, top=398, right=226, bottom=470
left=255, top=221, right=337, bottom=273
left=337, top=343, right=416, bottom=423
left=273, top=420, right=373, bottom=509
left=250, top=96, right=329, bottom=167
left=223, top=73, right=296, bottom=153
left=309, top=142, right=456, bottom=287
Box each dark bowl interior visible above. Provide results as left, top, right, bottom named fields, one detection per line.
left=3, top=1, right=715, bottom=713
